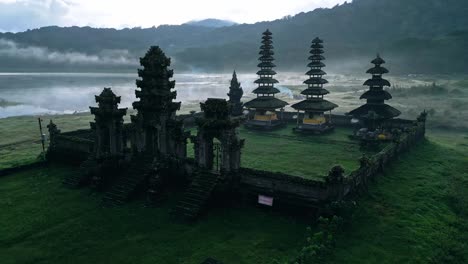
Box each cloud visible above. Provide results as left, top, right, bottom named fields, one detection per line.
left=0, top=0, right=73, bottom=32
left=0, top=38, right=136, bottom=65
left=0, top=0, right=347, bottom=32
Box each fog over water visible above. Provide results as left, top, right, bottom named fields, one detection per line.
left=0, top=72, right=260, bottom=118
left=0, top=71, right=434, bottom=119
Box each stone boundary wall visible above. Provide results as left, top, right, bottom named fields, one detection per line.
left=238, top=168, right=328, bottom=207
left=337, top=120, right=426, bottom=199
left=237, top=119, right=426, bottom=207
left=48, top=130, right=94, bottom=162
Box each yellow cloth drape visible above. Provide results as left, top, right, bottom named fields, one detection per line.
left=303, top=117, right=326, bottom=124
left=254, top=113, right=278, bottom=121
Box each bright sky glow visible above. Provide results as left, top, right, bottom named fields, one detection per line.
left=0, top=0, right=347, bottom=32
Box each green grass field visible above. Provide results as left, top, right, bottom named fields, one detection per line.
left=0, top=165, right=306, bottom=264
left=1, top=114, right=374, bottom=179
left=2, top=114, right=468, bottom=263
left=239, top=126, right=375, bottom=179
left=328, top=131, right=468, bottom=263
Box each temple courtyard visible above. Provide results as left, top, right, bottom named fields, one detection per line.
left=188, top=124, right=379, bottom=180
left=0, top=114, right=378, bottom=179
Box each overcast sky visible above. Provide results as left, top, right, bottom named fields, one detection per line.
left=0, top=0, right=347, bottom=32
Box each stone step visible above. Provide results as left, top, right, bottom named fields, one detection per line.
left=172, top=171, right=220, bottom=221
left=101, top=158, right=152, bottom=206
left=63, top=174, right=86, bottom=188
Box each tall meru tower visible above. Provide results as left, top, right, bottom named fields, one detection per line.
left=292, top=37, right=337, bottom=133
left=348, top=55, right=401, bottom=131
left=244, top=29, right=288, bottom=130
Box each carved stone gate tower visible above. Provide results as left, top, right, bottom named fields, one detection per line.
left=131, top=46, right=187, bottom=159
left=90, top=88, right=127, bottom=158
left=192, top=98, right=244, bottom=175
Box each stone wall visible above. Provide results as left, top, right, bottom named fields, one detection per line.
left=48, top=129, right=94, bottom=163
left=338, top=120, right=426, bottom=199
left=238, top=168, right=328, bottom=207
left=237, top=118, right=426, bottom=208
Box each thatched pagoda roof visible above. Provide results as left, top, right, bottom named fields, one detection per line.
left=252, top=86, right=280, bottom=94
left=306, top=69, right=327, bottom=76
left=301, top=87, right=330, bottom=96
left=256, top=69, right=277, bottom=75
left=347, top=103, right=401, bottom=119
left=308, top=55, right=325, bottom=61
left=303, top=78, right=329, bottom=85
left=244, top=96, right=288, bottom=109
left=292, top=98, right=337, bottom=112
left=360, top=90, right=392, bottom=100
left=366, top=66, right=389, bottom=75
left=364, top=78, right=391, bottom=87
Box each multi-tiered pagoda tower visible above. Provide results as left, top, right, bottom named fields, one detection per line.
left=292, top=37, right=337, bottom=133
left=131, top=46, right=186, bottom=158
left=227, top=70, right=244, bottom=117
left=244, top=30, right=288, bottom=129
left=348, top=55, right=401, bottom=131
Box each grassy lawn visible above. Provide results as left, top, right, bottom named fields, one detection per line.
left=1, top=114, right=374, bottom=180
left=0, top=165, right=307, bottom=264
left=0, top=114, right=95, bottom=169
left=238, top=125, right=374, bottom=180
left=188, top=125, right=374, bottom=180
left=0, top=141, right=44, bottom=169
left=328, top=130, right=468, bottom=263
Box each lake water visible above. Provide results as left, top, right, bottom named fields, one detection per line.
left=0, top=71, right=433, bottom=119
left=0, top=72, right=308, bottom=118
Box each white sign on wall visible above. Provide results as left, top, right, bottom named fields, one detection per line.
left=258, top=194, right=274, bottom=206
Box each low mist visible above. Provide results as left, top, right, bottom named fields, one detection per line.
left=0, top=39, right=137, bottom=66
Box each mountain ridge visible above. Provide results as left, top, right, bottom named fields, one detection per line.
left=0, top=0, right=467, bottom=73
left=184, top=19, right=238, bottom=28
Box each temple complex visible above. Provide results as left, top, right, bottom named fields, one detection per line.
left=244, top=30, right=288, bottom=129
left=227, top=70, right=244, bottom=117
left=348, top=55, right=401, bottom=140
left=292, top=37, right=338, bottom=133
left=43, top=33, right=425, bottom=225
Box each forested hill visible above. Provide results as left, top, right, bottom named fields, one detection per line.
left=0, top=0, right=467, bottom=73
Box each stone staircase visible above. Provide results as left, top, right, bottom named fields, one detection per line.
left=63, top=156, right=97, bottom=188
left=173, top=170, right=221, bottom=220
left=63, top=172, right=87, bottom=188
left=102, top=155, right=153, bottom=206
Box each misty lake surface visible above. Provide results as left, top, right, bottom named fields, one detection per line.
left=0, top=72, right=303, bottom=118
left=0, top=72, right=432, bottom=119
